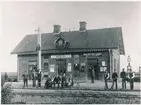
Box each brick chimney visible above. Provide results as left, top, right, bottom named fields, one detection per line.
left=53, top=25, right=61, bottom=33
left=79, top=21, right=87, bottom=31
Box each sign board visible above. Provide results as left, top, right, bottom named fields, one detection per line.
left=51, top=54, right=72, bottom=59
left=83, top=53, right=102, bottom=56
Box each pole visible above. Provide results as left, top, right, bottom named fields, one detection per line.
left=35, top=27, right=42, bottom=72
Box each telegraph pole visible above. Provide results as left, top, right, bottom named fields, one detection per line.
left=35, top=27, right=42, bottom=72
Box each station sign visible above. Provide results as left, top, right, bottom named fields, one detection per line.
left=51, top=54, right=72, bottom=59
left=83, top=53, right=102, bottom=57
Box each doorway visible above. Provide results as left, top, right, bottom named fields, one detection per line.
left=87, top=58, right=99, bottom=80
left=56, top=59, right=66, bottom=76
left=28, top=61, right=37, bottom=80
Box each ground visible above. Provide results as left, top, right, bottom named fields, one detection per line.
left=11, top=89, right=140, bottom=104
left=3, top=80, right=141, bottom=104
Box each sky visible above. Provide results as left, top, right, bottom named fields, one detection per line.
left=0, top=2, right=141, bottom=72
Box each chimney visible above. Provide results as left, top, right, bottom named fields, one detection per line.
left=79, top=21, right=87, bottom=31
left=53, top=25, right=61, bottom=33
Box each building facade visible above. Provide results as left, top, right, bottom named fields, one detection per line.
left=11, top=21, right=125, bottom=82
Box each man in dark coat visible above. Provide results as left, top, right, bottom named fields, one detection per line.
left=104, top=70, right=109, bottom=89
left=89, top=66, right=95, bottom=83
left=61, top=73, right=66, bottom=88
left=111, top=69, right=118, bottom=90
left=53, top=76, right=61, bottom=88
left=32, top=69, right=36, bottom=87
left=37, top=71, right=42, bottom=88
left=45, top=75, right=52, bottom=89
left=120, top=68, right=126, bottom=89
left=22, top=72, right=28, bottom=88
left=91, top=68, right=95, bottom=83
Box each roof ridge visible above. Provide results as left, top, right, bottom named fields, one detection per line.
left=26, top=27, right=122, bottom=36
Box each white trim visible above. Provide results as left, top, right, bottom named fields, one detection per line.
left=79, top=30, right=87, bottom=32
left=53, top=32, right=61, bottom=35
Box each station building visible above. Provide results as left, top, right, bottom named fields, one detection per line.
left=11, top=21, right=125, bottom=82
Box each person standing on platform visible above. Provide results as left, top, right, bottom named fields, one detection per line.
left=89, top=66, right=93, bottom=83
left=91, top=68, right=95, bottom=83
left=61, top=73, right=66, bottom=88
left=32, top=69, right=36, bottom=87
left=37, top=71, right=42, bottom=88
left=120, top=68, right=126, bottom=89
left=22, top=72, right=28, bottom=88
left=111, top=69, right=118, bottom=90
left=128, top=70, right=134, bottom=90
left=104, top=70, right=109, bottom=90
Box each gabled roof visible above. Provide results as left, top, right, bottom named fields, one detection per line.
left=11, top=27, right=125, bottom=55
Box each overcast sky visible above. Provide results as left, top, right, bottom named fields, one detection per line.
left=0, top=2, right=141, bottom=72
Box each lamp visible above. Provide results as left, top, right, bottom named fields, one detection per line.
left=127, top=55, right=132, bottom=72
left=127, top=55, right=131, bottom=63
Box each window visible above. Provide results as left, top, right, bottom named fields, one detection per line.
left=28, top=61, right=37, bottom=72
left=102, top=61, right=106, bottom=66
left=58, top=40, right=63, bottom=46
left=50, top=64, right=55, bottom=72
left=100, top=60, right=107, bottom=72
left=44, top=63, right=49, bottom=71
left=67, top=63, right=72, bottom=72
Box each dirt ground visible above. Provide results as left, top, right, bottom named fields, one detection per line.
left=11, top=89, right=141, bottom=104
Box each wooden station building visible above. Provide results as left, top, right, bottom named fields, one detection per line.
left=11, top=21, right=125, bottom=82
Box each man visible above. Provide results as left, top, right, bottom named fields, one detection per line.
left=120, top=68, right=126, bottom=89
left=89, top=66, right=94, bottom=83
left=37, top=71, right=42, bottom=88
left=53, top=76, right=61, bottom=88
left=128, top=70, right=134, bottom=90
left=61, top=73, right=66, bottom=88
left=104, top=70, right=109, bottom=89
left=45, top=75, right=52, bottom=89
left=22, top=72, right=28, bottom=88
left=111, top=69, right=118, bottom=90
left=91, top=68, right=95, bottom=83
left=32, top=69, right=36, bottom=87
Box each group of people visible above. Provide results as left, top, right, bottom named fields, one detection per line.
left=22, top=69, right=43, bottom=88
left=23, top=67, right=135, bottom=90
left=104, top=68, right=135, bottom=90
left=22, top=69, right=73, bottom=89
left=45, top=73, right=74, bottom=89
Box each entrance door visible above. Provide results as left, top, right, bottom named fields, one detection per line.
left=56, top=59, right=66, bottom=76
left=28, top=61, right=37, bottom=80
left=87, top=58, right=99, bottom=80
